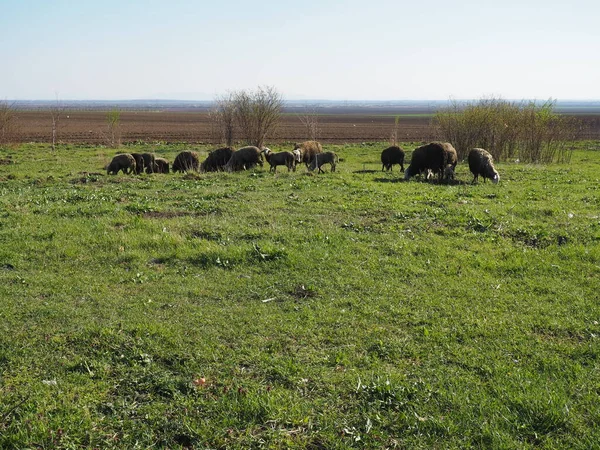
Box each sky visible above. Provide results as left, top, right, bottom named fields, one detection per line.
left=1, top=0, right=599, bottom=101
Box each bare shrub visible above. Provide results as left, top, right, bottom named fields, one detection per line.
left=389, top=115, right=400, bottom=146
left=209, top=92, right=236, bottom=146
left=298, top=107, right=320, bottom=141
left=0, top=100, right=16, bottom=145
left=102, top=108, right=122, bottom=148
left=233, top=86, right=283, bottom=148
left=435, top=97, right=579, bottom=163
left=50, top=95, right=66, bottom=151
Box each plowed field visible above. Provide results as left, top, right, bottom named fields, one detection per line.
left=8, top=110, right=600, bottom=144
left=8, top=111, right=438, bottom=144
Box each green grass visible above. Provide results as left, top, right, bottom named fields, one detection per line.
left=1, top=141, right=599, bottom=448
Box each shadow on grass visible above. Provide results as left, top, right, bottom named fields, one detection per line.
left=373, top=177, right=468, bottom=185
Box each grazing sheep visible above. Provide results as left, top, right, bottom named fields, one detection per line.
left=442, top=142, right=458, bottom=181
left=106, top=153, right=136, bottom=175
left=172, top=151, right=200, bottom=173
left=154, top=157, right=169, bottom=174
left=263, top=148, right=296, bottom=172
left=224, top=146, right=263, bottom=172
left=141, top=153, right=156, bottom=174
left=308, top=151, right=339, bottom=173
left=130, top=152, right=145, bottom=174
left=468, top=148, right=499, bottom=184
left=294, top=141, right=323, bottom=168
left=200, top=147, right=234, bottom=172
left=404, top=142, right=456, bottom=182
left=381, top=145, right=405, bottom=172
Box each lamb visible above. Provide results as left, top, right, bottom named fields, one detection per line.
left=130, top=152, right=145, bottom=174
left=404, top=142, right=457, bottom=182
left=200, top=147, right=234, bottom=172
left=106, top=153, right=136, bottom=175
left=172, top=151, right=200, bottom=173
left=263, top=148, right=296, bottom=172
left=381, top=145, right=405, bottom=172
left=308, top=151, right=339, bottom=173
left=154, top=157, right=170, bottom=174
left=141, top=153, right=156, bottom=174
left=468, top=148, right=499, bottom=184
left=224, top=146, right=263, bottom=172
left=294, top=141, right=323, bottom=168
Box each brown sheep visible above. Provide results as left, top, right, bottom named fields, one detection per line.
left=405, top=142, right=456, bottom=182
left=308, top=151, right=338, bottom=173
left=381, top=145, right=405, bottom=172
left=263, top=148, right=296, bottom=172
left=224, top=146, right=263, bottom=172
left=200, top=147, right=234, bottom=172
left=107, top=153, right=136, bottom=175
left=294, top=141, right=323, bottom=168
left=154, top=157, right=169, bottom=174
left=141, top=153, right=156, bottom=174
left=441, top=142, right=458, bottom=181
left=172, top=151, right=200, bottom=173
left=468, top=148, right=499, bottom=184
left=130, top=152, right=145, bottom=174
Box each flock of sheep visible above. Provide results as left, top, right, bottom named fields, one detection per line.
left=106, top=140, right=499, bottom=184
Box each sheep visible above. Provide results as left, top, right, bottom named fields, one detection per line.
left=154, top=157, right=170, bottom=174
left=308, top=151, right=338, bottom=173
left=200, top=147, right=234, bottom=172
left=130, top=152, right=145, bottom=174
left=106, top=153, right=136, bottom=175
left=224, top=146, right=263, bottom=172
left=381, top=145, right=405, bottom=172
left=141, top=153, right=156, bottom=174
left=468, top=148, right=499, bottom=184
left=294, top=141, right=323, bottom=168
left=172, top=151, right=200, bottom=173
left=263, top=148, right=296, bottom=172
left=404, top=142, right=456, bottom=182
left=441, top=142, right=458, bottom=181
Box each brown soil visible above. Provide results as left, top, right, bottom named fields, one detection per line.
left=7, top=111, right=438, bottom=144
left=6, top=110, right=600, bottom=144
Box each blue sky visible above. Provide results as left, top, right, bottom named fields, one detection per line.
left=1, top=0, right=598, bottom=100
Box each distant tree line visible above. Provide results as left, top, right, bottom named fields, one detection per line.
left=435, top=98, right=580, bottom=163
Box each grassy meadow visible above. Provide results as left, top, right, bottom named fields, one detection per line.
left=1, top=141, right=599, bottom=448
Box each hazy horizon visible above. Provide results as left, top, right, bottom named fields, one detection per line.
left=2, top=0, right=599, bottom=101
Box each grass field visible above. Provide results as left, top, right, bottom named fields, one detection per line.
left=1, top=141, right=599, bottom=448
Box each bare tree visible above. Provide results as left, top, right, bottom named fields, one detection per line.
left=49, top=94, right=65, bottom=151
left=0, top=100, right=16, bottom=145
left=233, top=86, right=283, bottom=148
left=298, top=106, right=321, bottom=141
left=210, top=92, right=236, bottom=146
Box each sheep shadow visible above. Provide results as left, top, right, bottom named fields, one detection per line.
left=373, top=177, right=467, bottom=186
left=373, top=177, right=405, bottom=183
left=353, top=169, right=380, bottom=174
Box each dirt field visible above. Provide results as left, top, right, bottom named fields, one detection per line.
left=6, top=110, right=600, bottom=144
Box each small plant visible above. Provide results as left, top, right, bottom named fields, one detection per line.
left=298, top=106, right=320, bottom=141
left=104, top=108, right=122, bottom=148
left=389, top=115, right=400, bottom=146
left=0, top=100, right=16, bottom=145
